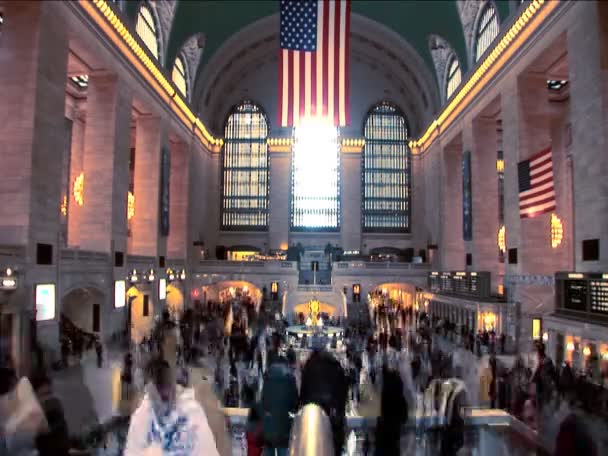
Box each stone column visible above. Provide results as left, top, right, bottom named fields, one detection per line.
left=0, top=1, right=69, bottom=372
left=67, top=111, right=86, bottom=248
left=567, top=0, right=608, bottom=271
left=440, top=145, right=465, bottom=270
left=130, top=115, right=168, bottom=258
left=80, top=74, right=132, bottom=255
left=0, top=1, right=69, bottom=248
left=268, top=148, right=291, bottom=250
left=167, top=139, right=189, bottom=260
left=340, top=150, right=361, bottom=251
left=471, top=117, right=500, bottom=290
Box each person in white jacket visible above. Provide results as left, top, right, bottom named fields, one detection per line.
left=124, top=358, right=219, bottom=456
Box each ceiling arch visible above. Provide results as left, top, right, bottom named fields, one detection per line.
left=194, top=12, right=440, bottom=137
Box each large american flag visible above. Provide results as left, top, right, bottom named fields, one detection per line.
left=518, top=147, right=556, bottom=218
left=278, top=0, right=351, bottom=127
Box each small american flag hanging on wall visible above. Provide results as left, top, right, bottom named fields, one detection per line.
left=518, top=147, right=555, bottom=219
left=278, top=0, right=351, bottom=127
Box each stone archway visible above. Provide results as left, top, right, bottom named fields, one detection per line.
left=61, top=286, right=105, bottom=335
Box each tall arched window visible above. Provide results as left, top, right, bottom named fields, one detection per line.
left=362, top=102, right=410, bottom=232
left=172, top=55, right=187, bottom=97
left=446, top=55, right=462, bottom=100
left=136, top=4, right=159, bottom=59
left=221, top=102, right=269, bottom=230
left=474, top=3, right=499, bottom=62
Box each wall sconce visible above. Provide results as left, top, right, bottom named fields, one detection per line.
left=129, top=269, right=139, bottom=284
left=60, top=195, right=68, bottom=216
left=147, top=269, right=155, bottom=282
left=602, top=351, right=608, bottom=361
left=73, top=172, right=84, bottom=206
left=550, top=213, right=563, bottom=248
left=583, top=346, right=591, bottom=357
left=496, top=159, right=504, bottom=173
left=1, top=267, right=17, bottom=290
left=566, top=342, right=575, bottom=352
left=497, top=225, right=506, bottom=253
left=542, top=332, right=549, bottom=342
left=167, top=268, right=175, bottom=281
left=179, top=270, right=186, bottom=281
left=127, top=191, right=135, bottom=220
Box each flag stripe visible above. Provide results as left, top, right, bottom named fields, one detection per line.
left=521, top=201, right=556, bottom=218
left=281, top=50, right=288, bottom=127
left=520, top=182, right=554, bottom=201
left=304, top=52, right=311, bottom=118
left=344, top=0, right=351, bottom=125
left=334, top=0, right=342, bottom=126
left=288, top=51, right=294, bottom=126
left=322, top=0, right=330, bottom=118
left=299, top=51, right=306, bottom=123
left=520, top=191, right=555, bottom=209
left=327, top=0, right=335, bottom=122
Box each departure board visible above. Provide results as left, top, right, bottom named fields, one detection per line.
left=427, top=272, right=491, bottom=298
left=563, top=280, right=588, bottom=312
left=590, top=281, right=608, bottom=314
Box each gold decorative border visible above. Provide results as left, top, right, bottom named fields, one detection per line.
left=80, top=0, right=223, bottom=152
left=409, top=0, right=559, bottom=154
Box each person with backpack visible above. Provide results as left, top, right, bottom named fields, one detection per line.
left=261, top=356, right=299, bottom=456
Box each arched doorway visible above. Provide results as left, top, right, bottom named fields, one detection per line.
left=61, top=287, right=105, bottom=335
left=60, top=287, right=105, bottom=361
left=166, top=284, right=184, bottom=319
left=127, top=285, right=155, bottom=343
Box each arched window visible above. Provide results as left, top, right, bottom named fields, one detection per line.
left=136, top=4, right=159, bottom=59
left=172, top=55, right=187, bottom=97
left=362, top=102, right=410, bottom=232
left=474, top=3, right=499, bottom=62
left=221, top=102, right=269, bottom=230
left=446, top=55, right=462, bottom=100
left=291, top=121, right=340, bottom=231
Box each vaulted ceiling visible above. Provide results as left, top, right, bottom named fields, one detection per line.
left=123, top=0, right=515, bottom=135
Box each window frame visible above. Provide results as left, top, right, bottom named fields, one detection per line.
left=220, top=101, right=270, bottom=232
left=445, top=54, right=462, bottom=100
left=172, top=54, right=188, bottom=98
left=361, top=101, right=411, bottom=234
left=136, top=3, right=160, bottom=60
left=474, top=2, right=499, bottom=63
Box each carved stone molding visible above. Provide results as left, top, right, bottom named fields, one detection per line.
left=456, top=0, right=483, bottom=66
left=428, top=34, right=455, bottom=103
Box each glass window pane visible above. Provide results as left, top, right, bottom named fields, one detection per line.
left=172, top=56, right=187, bottom=96
left=362, top=102, right=410, bottom=233
left=475, top=4, right=499, bottom=62
left=136, top=5, right=159, bottom=59
left=221, top=102, right=269, bottom=230
left=291, top=122, right=340, bottom=231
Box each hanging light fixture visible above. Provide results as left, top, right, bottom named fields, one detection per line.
left=497, top=225, right=506, bottom=253
left=127, top=191, right=135, bottom=220
left=550, top=213, right=563, bottom=248
left=60, top=195, right=68, bottom=216
left=73, top=172, right=85, bottom=206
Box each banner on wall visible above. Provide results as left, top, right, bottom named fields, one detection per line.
left=159, top=146, right=171, bottom=237
left=35, top=284, right=56, bottom=321
left=462, top=150, right=473, bottom=241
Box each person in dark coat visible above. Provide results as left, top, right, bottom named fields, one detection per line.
left=375, top=365, right=407, bottom=456
left=31, top=373, right=70, bottom=456
left=261, top=357, right=299, bottom=456
left=300, top=349, right=348, bottom=456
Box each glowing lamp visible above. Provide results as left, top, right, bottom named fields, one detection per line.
left=542, top=332, right=549, bottom=342
left=6, top=268, right=12, bottom=277
left=127, top=191, right=135, bottom=220
left=496, top=159, right=504, bottom=173
left=566, top=342, right=575, bottom=352
left=583, top=346, right=591, bottom=357
left=602, top=352, right=608, bottom=361
left=73, top=172, right=84, bottom=206
left=60, top=195, right=68, bottom=216
left=550, top=213, right=563, bottom=248
left=497, top=226, right=506, bottom=253
left=180, top=270, right=186, bottom=281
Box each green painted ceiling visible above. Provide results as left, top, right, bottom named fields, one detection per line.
left=126, top=0, right=512, bottom=84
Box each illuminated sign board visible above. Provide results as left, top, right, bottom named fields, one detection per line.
left=35, top=284, right=56, bottom=321
left=114, top=280, right=126, bottom=308
left=159, top=278, right=167, bottom=300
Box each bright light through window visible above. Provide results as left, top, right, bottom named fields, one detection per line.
left=291, top=119, right=340, bottom=230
